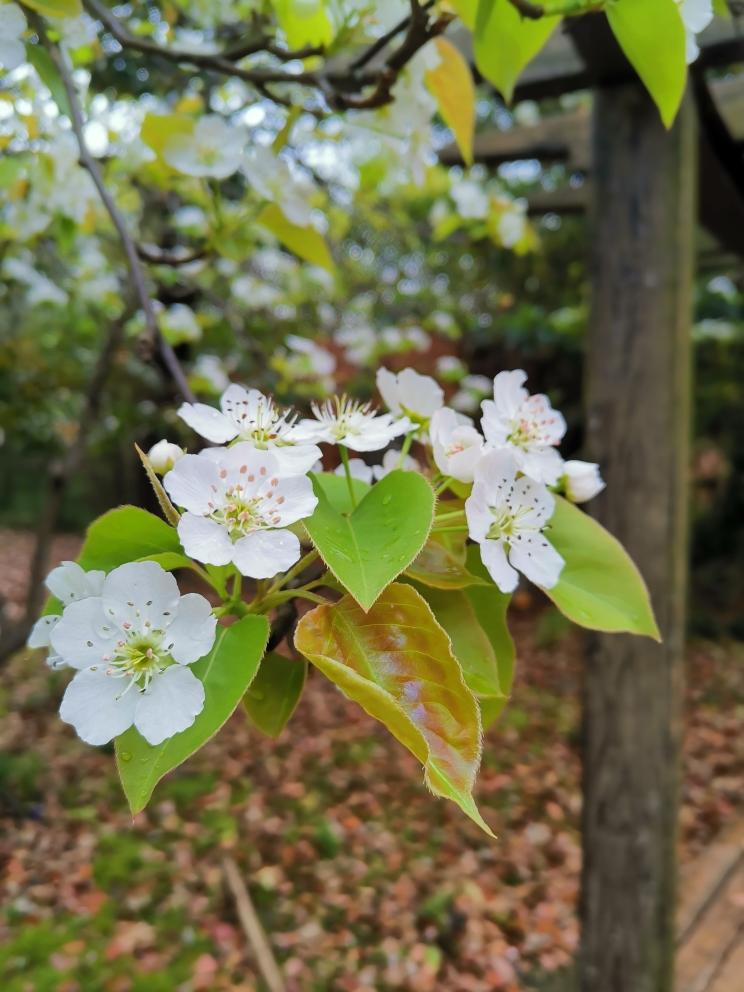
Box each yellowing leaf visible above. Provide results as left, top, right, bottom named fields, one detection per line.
left=474, top=0, right=561, bottom=104
left=140, top=112, right=194, bottom=160
left=605, top=0, right=687, bottom=128
left=257, top=203, right=335, bottom=273
left=295, top=583, right=493, bottom=835
left=21, top=0, right=82, bottom=17
left=426, top=37, right=476, bottom=166
left=406, top=537, right=488, bottom=590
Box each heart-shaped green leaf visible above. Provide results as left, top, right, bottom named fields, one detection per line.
left=295, top=583, right=493, bottom=835
left=304, top=470, right=434, bottom=611
left=115, top=615, right=269, bottom=814
left=243, top=651, right=307, bottom=739
left=474, top=0, right=561, bottom=104
left=545, top=497, right=661, bottom=639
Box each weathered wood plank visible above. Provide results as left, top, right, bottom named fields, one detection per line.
left=677, top=818, right=744, bottom=944
left=708, top=935, right=744, bottom=992
left=676, top=862, right=744, bottom=992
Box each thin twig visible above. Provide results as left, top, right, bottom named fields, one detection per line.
left=136, top=244, right=208, bottom=267
left=222, top=856, right=287, bottom=992
left=34, top=17, right=195, bottom=404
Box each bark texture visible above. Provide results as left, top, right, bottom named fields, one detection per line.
left=579, top=84, right=696, bottom=992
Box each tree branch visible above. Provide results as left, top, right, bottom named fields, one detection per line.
left=34, top=17, right=195, bottom=404
left=507, top=0, right=546, bottom=18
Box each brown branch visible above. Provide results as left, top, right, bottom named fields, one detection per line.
left=507, top=0, right=546, bottom=18
left=222, top=857, right=287, bottom=992
left=34, top=18, right=195, bottom=404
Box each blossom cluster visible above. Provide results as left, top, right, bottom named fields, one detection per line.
left=30, top=363, right=604, bottom=749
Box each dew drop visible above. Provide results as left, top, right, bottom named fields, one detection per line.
left=119, top=751, right=132, bottom=763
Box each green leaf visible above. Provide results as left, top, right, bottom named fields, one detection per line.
left=274, top=0, right=334, bottom=47
left=449, top=0, right=478, bottom=28
left=115, top=615, right=270, bottom=814
left=474, top=0, right=561, bottom=103
left=545, top=497, right=661, bottom=639
left=243, top=651, right=306, bottom=738
left=304, top=471, right=434, bottom=611
left=25, top=44, right=72, bottom=119
left=21, top=0, right=82, bottom=17
left=295, top=583, right=492, bottom=835
left=77, top=506, right=182, bottom=572
left=464, top=545, right=515, bottom=726
left=406, top=537, right=488, bottom=590
left=605, top=0, right=687, bottom=128
left=310, top=471, right=371, bottom=514
left=713, top=0, right=730, bottom=17
left=0, top=157, right=26, bottom=188
left=257, top=203, right=335, bottom=273
left=416, top=586, right=503, bottom=700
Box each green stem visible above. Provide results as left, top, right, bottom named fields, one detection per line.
left=433, top=476, right=454, bottom=497
left=339, top=446, right=358, bottom=509
left=397, top=431, right=414, bottom=468
left=434, top=509, right=466, bottom=524
left=431, top=524, right=469, bottom=535
left=267, top=549, right=320, bottom=595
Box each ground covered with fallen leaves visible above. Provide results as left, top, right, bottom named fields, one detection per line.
left=1, top=530, right=742, bottom=992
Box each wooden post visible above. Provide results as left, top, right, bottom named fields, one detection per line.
left=580, top=84, right=696, bottom=992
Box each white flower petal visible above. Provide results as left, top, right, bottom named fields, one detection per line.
left=271, top=443, right=323, bottom=475
left=509, top=540, right=564, bottom=590
left=177, top=401, right=237, bottom=443
left=518, top=446, right=564, bottom=486
left=102, top=562, right=180, bottom=631
left=46, top=561, right=105, bottom=604
left=28, top=613, right=60, bottom=649
left=260, top=474, right=318, bottom=526
left=492, top=369, right=528, bottom=419
left=465, top=484, right=493, bottom=543
left=166, top=594, right=217, bottom=665
left=514, top=476, right=555, bottom=528
left=376, top=367, right=401, bottom=413
left=60, top=667, right=138, bottom=745
left=164, top=453, right=222, bottom=513
left=177, top=513, right=234, bottom=566
left=133, top=665, right=205, bottom=745
left=232, top=529, right=300, bottom=579
left=397, top=368, right=444, bottom=417
left=50, top=598, right=112, bottom=669
left=480, top=539, right=519, bottom=593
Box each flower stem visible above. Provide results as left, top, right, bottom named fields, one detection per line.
left=339, top=446, right=358, bottom=509
left=434, top=509, right=466, bottom=524
left=268, top=549, right=320, bottom=594
left=433, top=476, right=454, bottom=496
left=397, top=432, right=414, bottom=468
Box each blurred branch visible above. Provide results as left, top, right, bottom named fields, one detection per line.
left=0, top=305, right=132, bottom=664
left=507, top=0, right=545, bottom=18
left=222, top=856, right=287, bottom=992
left=33, top=17, right=195, bottom=405
left=81, top=0, right=452, bottom=112
left=136, top=244, right=209, bottom=267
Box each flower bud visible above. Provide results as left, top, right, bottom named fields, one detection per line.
left=563, top=460, right=605, bottom=503
left=148, top=439, right=185, bottom=475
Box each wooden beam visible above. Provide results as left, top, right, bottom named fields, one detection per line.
left=580, top=76, right=695, bottom=992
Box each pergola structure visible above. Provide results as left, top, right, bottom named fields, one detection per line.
left=444, top=16, right=744, bottom=992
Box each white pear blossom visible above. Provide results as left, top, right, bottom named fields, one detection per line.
left=161, top=303, right=201, bottom=345
left=451, top=180, right=489, bottom=220
left=297, top=396, right=411, bottom=452
left=279, top=334, right=337, bottom=393
left=372, top=448, right=419, bottom=480
left=452, top=374, right=493, bottom=414
left=496, top=198, right=528, bottom=248
left=192, top=353, right=231, bottom=394
left=334, top=458, right=374, bottom=484
left=51, top=562, right=217, bottom=745
left=244, top=146, right=316, bottom=228
left=481, top=370, right=566, bottom=485
left=178, top=385, right=321, bottom=475
left=466, top=450, right=564, bottom=593
left=28, top=562, right=106, bottom=669
left=163, top=115, right=245, bottom=179
left=677, top=0, right=713, bottom=62
left=563, top=460, right=605, bottom=504
left=430, top=408, right=485, bottom=483
left=164, top=446, right=317, bottom=578
left=376, top=367, right=444, bottom=425
left=0, top=3, right=27, bottom=72
left=147, top=440, right=185, bottom=474
left=52, top=562, right=216, bottom=746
